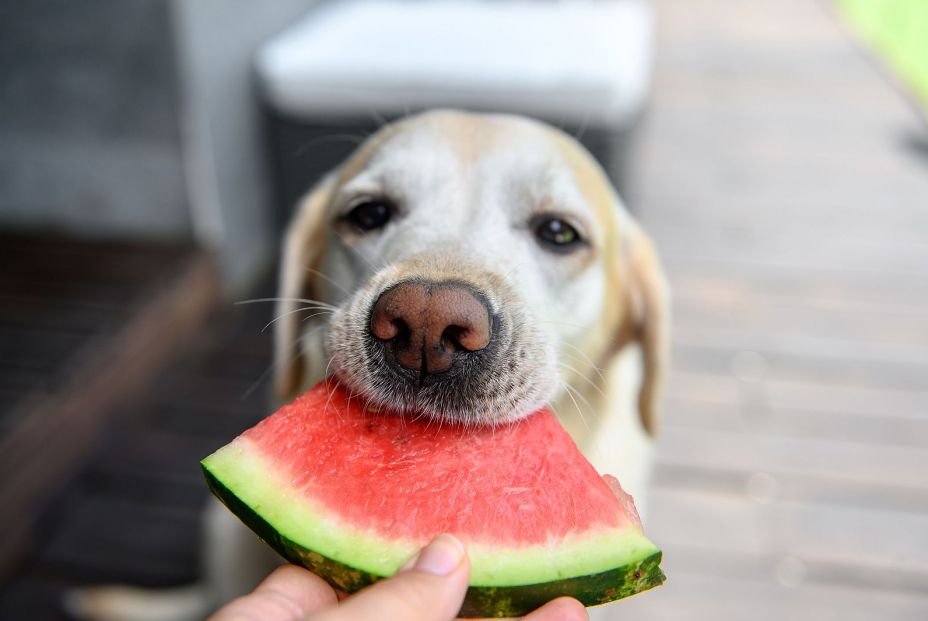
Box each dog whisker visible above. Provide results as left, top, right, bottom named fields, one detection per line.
left=243, top=323, right=331, bottom=402
left=560, top=381, right=592, bottom=434
left=303, top=268, right=352, bottom=297
left=366, top=107, right=391, bottom=132
left=331, top=229, right=380, bottom=273
left=344, top=386, right=360, bottom=423
left=300, top=310, right=336, bottom=323
left=409, top=409, right=431, bottom=428
left=557, top=360, right=607, bottom=400
left=240, top=362, right=276, bottom=401
left=564, top=381, right=598, bottom=419
left=498, top=259, right=529, bottom=285
left=560, top=342, right=608, bottom=384
left=235, top=297, right=338, bottom=310
left=322, top=356, right=341, bottom=422
left=572, top=111, right=593, bottom=143
left=240, top=337, right=301, bottom=401
left=262, top=306, right=335, bottom=333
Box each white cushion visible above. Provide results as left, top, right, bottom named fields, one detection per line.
left=257, top=0, right=653, bottom=127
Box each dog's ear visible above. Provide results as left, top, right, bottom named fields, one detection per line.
left=274, top=175, right=336, bottom=401
left=616, top=223, right=671, bottom=437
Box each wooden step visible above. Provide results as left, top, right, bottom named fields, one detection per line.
left=0, top=235, right=218, bottom=577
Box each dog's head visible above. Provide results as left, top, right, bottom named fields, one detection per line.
left=274, top=110, right=668, bottom=433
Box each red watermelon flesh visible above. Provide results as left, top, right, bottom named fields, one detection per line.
left=202, top=379, right=664, bottom=617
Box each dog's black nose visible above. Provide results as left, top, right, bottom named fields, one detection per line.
left=370, top=281, right=492, bottom=375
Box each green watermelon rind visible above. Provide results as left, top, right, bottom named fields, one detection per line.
left=203, top=466, right=664, bottom=617
left=201, top=441, right=665, bottom=617
left=203, top=439, right=662, bottom=584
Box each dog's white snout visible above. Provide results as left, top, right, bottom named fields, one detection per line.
left=325, top=254, right=557, bottom=424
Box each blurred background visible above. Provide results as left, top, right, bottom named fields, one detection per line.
left=1, top=0, right=926, bottom=619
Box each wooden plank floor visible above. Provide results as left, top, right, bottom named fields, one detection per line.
left=614, top=0, right=928, bottom=619
left=0, top=235, right=217, bottom=580
left=0, top=281, right=272, bottom=620
left=0, top=235, right=197, bottom=423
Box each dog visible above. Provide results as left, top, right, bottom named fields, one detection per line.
left=69, top=109, right=669, bottom=621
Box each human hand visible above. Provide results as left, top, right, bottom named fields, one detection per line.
left=208, top=534, right=587, bottom=621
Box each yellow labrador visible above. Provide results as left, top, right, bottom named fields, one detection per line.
left=71, top=110, right=669, bottom=621
left=276, top=109, right=668, bottom=485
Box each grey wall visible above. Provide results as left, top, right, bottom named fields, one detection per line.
left=0, top=0, right=323, bottom=291
left=172, top=0, right=323, bottom=291
left=0, top=0, right=190, bottom=240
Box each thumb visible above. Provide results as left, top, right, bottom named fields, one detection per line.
left=319, top=534, right=470, bottom=621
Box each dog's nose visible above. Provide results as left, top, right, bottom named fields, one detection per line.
left=370, top=281, right=492, bottom=375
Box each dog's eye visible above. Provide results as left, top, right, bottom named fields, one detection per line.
left=344, top=199, right=394, bottom=232
left=533, top=217, right=584, bottom=253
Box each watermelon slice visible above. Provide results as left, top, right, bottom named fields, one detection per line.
left=202, top=379, right=664, bottom=617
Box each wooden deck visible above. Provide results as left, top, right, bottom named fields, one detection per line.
left=2, top=0, right=927, bottom=618
left=615, top=0, right=928, bottom=619
left=0, top=236, right=216, bottom=583
left=0, top=280, right=269, bottom=620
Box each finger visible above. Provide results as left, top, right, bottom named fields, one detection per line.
left=209, top=564, right=337, bottom=621
left=316, top=534, right=470, bottom=621
left=522, top=597, right=588, bottom=620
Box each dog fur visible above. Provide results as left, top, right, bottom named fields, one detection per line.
left=68, top=110, right=669, bottom=621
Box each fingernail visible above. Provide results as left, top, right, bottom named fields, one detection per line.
left=413, top=534, right=464, bottom=576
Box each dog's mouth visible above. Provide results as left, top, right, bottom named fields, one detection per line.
left=324, top=275, right=558, bottom=426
